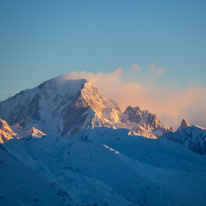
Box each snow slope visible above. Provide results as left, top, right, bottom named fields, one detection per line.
left=4, top=127, right=206, bottom=206
left=0, top=144, right=75, bottom=206
left=4, top=134, right=138, bottom=206
left=161, top=124, right=206, bottom=155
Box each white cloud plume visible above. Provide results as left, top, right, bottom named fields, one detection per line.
left=61, top=68, right=206, bottom=129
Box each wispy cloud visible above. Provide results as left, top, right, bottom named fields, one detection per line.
left=60, top=68, right=206, bottom=129
left=131, top=64, right=142, bottom=71
left=148, top=63, right=166, bottom=71
left=158, top=67, right=166, bottom=71
left=148, top=63, right=156, bottom=69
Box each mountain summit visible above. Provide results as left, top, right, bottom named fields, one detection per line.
left=0, top=75, right=171, bottom=138
left=0, top=76, right=121, bottom=137
left=178, top=118, right=190, bottom=130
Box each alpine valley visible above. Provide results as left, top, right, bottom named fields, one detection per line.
left=0, top=75, right=206, bottom=206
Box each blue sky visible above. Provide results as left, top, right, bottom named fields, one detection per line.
left=0, top=0, right=206, bottom=103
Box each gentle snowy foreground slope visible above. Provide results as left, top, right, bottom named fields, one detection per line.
left=2, top=126, right=206, bottom=206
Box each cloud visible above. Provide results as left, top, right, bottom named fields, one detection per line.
left=148, top=63, right=166, bottom=72
left=148, top=63, right=156, bottom=69
left=60, top=68, right=124, bottom=98
left=131, top=65, right=142, bottom=71
left=158, top=67, right=166, bottom=71
left=60, top=68, right=206, bottom=130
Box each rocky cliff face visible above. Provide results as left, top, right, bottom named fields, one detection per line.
left=0, top=118, right=16, bottom=143
left=60, top=81, right=121, bottom=136
left=120, top=106, right=172, bottom=138
left=178, top=118, right=190, bottom=130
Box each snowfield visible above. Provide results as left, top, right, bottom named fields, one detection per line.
left=1, top=126, right=206, bottom=206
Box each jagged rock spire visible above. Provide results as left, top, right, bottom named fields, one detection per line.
left=178, top=118, right=190, bottom=130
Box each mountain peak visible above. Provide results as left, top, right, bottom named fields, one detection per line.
left=37, top=76, right=88, bottom=96
left=178, top=118, right=190, bottom=130
left=0, top=76, right=171, bottom=138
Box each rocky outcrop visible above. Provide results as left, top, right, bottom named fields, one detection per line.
left=0, top=118, right=45, bottom=143
left=121, top=106, right=172, bottom=138
left=178, top=119, right=190, bottom=130
left=0, top=118, right=16, bottom=143
left=61, top=81, right=122, bottom=137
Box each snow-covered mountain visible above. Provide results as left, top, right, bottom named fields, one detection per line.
left=1, top=75, right=205, bottom=205
left=0, top=75, right=171, bottom=138
left=119, top=106, right=172, bottom=138
left=2, top=127, right=206, bottom=206
left=0, top=77, right=121, bottom=137
left=161, top=124, right=206, bottom=155
left=0, top=118, right=45, bottom=143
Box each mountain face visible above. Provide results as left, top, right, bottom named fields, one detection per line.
left=161, top=124, right=206, bottom=155
left=120, top=106, right=172, bottom=138
left=0, top=76, right=170, bottom=138
left=0, top=77, right=121, bottom=137
left=3, top=127, right=206, bottom=206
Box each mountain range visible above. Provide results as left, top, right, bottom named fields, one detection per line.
left=0, top=75, right=206, bottom=206
left=0, top=76, right=171, bottom=139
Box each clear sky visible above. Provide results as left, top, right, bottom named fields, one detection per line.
left=0, top=0, right=206, bottom=128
